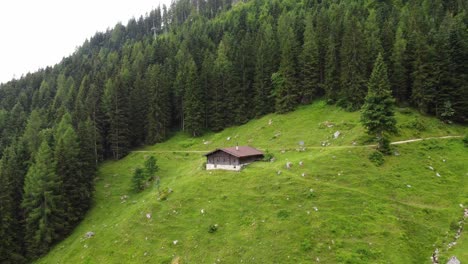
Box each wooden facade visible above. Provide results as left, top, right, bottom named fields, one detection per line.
left=205, top=146, right=264, bottom=171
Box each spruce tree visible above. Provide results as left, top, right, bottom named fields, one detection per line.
left=22, top=140, right=64, bottom=258
left=146, top=64, right=171, bottom=144
left=300, top=13, right=320, bottom=104
left=253, top=19, right=277, bottom=116
left=54, top=113, right=83, bottom=229
left=275, top=11, right=299, bottom=113
left=184, top=57, right=205, bottom=137
left=361, top=53, right=397, bottom=152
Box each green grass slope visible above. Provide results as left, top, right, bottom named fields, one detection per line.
left=38, top=102, right=467, bottom=263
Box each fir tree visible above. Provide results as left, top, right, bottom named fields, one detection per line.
left=184, top=57, right=205, bottom=137
left=22, top=140, right=64, bottom=258
left=361, top=53, right=397, bottom=152
left=146, top=64, right=171, bottom=144
left=253, top=19, right=277, bottom=116
left=54, top=113, right=83, bottom=229
left=300, top=13, right=320, bottom=104
left=275, top=11, right=299, bottom=113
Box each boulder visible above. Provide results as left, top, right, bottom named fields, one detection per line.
left=333, top=131, right=341, bottom=139
left=85, top=231, right=95, bottom=238
left=447, top=256, right=460, bottom=264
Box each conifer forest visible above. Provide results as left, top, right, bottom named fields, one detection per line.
left=0, top=0, right=467, bottom=262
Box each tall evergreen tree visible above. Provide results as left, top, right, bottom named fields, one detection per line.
left=183, top=57, right=205, bottom=137
left=361, top=53, right=397, bottom=151
left=54, top=113, right=83, bottom=229
left=274, top=11, right=300, bottom=113
left=253, top=18, right=277, bottom=116
left=300, top=13, right=321, bottom=104
left=339, top=13, right=367, bottom=110
left=22, top=140, right=64, bottom=258
left=146, top=64, right=171, bottom=144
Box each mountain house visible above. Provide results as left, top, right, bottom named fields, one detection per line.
left=205, top=146, right=264, bottom=171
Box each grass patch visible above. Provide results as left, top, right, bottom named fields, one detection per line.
left=37, top=101, right=468, bottom=263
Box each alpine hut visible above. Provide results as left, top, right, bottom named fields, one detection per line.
left=204, top=146, right=264, bottom=171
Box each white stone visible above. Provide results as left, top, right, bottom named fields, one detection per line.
left=201, top=209, right=205, bottom=214
left=447, top=256, right=460, bottom=264
left=227, top=137, right=231, bottom=141
left=313, top=207, right=318, bottom=211
left=407, top=185, right=412, bottom=188
left=333, top=131, right=341, bottom=139
left=146, top=213, right=151, bottom=219
left=436, top=172, right=441, bottom=177
left=428, top=166, right=434, bottom=171
left=173, top=240, right=178, bottom=245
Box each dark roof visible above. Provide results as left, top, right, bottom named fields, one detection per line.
left=204, top=146, right=264, bottom=158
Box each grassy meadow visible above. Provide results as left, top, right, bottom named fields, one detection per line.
left=38, top=102, right=467, bottom=263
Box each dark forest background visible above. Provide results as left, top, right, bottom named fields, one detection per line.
left=0, top=0, right=467, bottom=262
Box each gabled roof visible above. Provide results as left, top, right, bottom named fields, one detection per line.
left=204, top=146, right=264, bottom=158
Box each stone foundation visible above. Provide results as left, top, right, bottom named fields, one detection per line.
left=206, top=163, right=243, bottom=171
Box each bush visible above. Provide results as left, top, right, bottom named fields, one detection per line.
left=369, top=151, right=384, bottom=166
left=263, top=150, right=274, bottom=162
left=131, top=168, right=146, bottom=192
left=463, top=135, right=468, bottom=147
left=208, top=224, right=218, bottom=233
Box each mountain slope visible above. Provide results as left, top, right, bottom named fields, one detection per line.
left=38, top=102, right=467, bottom=263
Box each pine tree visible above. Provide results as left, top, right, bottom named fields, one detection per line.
left=0, top=143, right=28, bottom=263
left=22, top=140, right=64, bottom=258
left=146, top=64, right=171, bottom=144
left=253, top=18, right=277, bottom=116
left=132, top=168, right=146, bottom=192
left=184, top=57, right=205, bottom=137
left=275, top=11, right=299, bottom=113
left=390, top=23, right=409, bottom=103
left=300, top=13, right=320, bottom=104
left=103, top=77, right=130, bottom=159
left=339, top=13, right=367, bottom=110
left=361, top=53, right=397, bottom=152
left=54, top=113, right=83, bottom=229
left=211, top=40, right=233, bottom=131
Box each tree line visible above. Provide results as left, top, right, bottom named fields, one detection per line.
left=0, top=0, right=467, bottom=261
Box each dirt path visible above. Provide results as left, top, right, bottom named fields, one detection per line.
left=131, top=135, right=463, bottom=153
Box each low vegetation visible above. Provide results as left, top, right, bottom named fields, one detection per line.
left=38, top=102, right=467, bottom=263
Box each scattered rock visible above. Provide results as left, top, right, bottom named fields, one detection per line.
left=201, top=209, right=205, bottom=214
left=447, top=256, right=460, bottom=264
left=394, top=151, right=400, bottom=156
left=277, top=170, right=282, bottom=175
left=459, top=204, right=464, bottom=208
left=171, top=256, right=181, bottom=264
left=270, top=157, right=276, bottom=162
left=226, top=137, right=231, bottom=141
left=407, top=185, right=412, bottom=188
left=286, top=162, right=293, bottom=170
left=203, top=141, right=211, bottom=145
left=333, top=131, right=341, bottom=139
left=301, top=173, right=306, bottom=177
left=352, top=141, right=357, bottom=146
left=268, top=119, right=272, bottom=125
left=309, top=189, right=314, bottom=193
left=436, top=172, right=441, bottom=177
left=144, top=252, right=148, bottom=256
left=443, top=159, right=446, bottom=163
left=85, top=231, right=95, bottom=238
left=428, top=166, right=434, bottom=171
left=313, top=207, right=318, bottom=211
left=173, top=240, right=179, bottom=245
left=146, top=213, right=151, bottom=219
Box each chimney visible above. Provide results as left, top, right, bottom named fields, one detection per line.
left=236, top=143, right=239, bottom=151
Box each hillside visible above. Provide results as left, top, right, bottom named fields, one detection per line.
left=38, top=102, right=467, bottom=263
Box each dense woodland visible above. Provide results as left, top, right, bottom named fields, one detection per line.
left=0, top=0, right=467, bottom=262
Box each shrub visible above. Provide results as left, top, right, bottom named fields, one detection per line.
left=463, top=134, right=468, bottom=147
left=263, top=150, right=274, bottom=162
left=208, top=224, right=218, bottom=233
left=369, top=151, right=384, bottom=166
left=131, top=168, right=146, bottom=192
